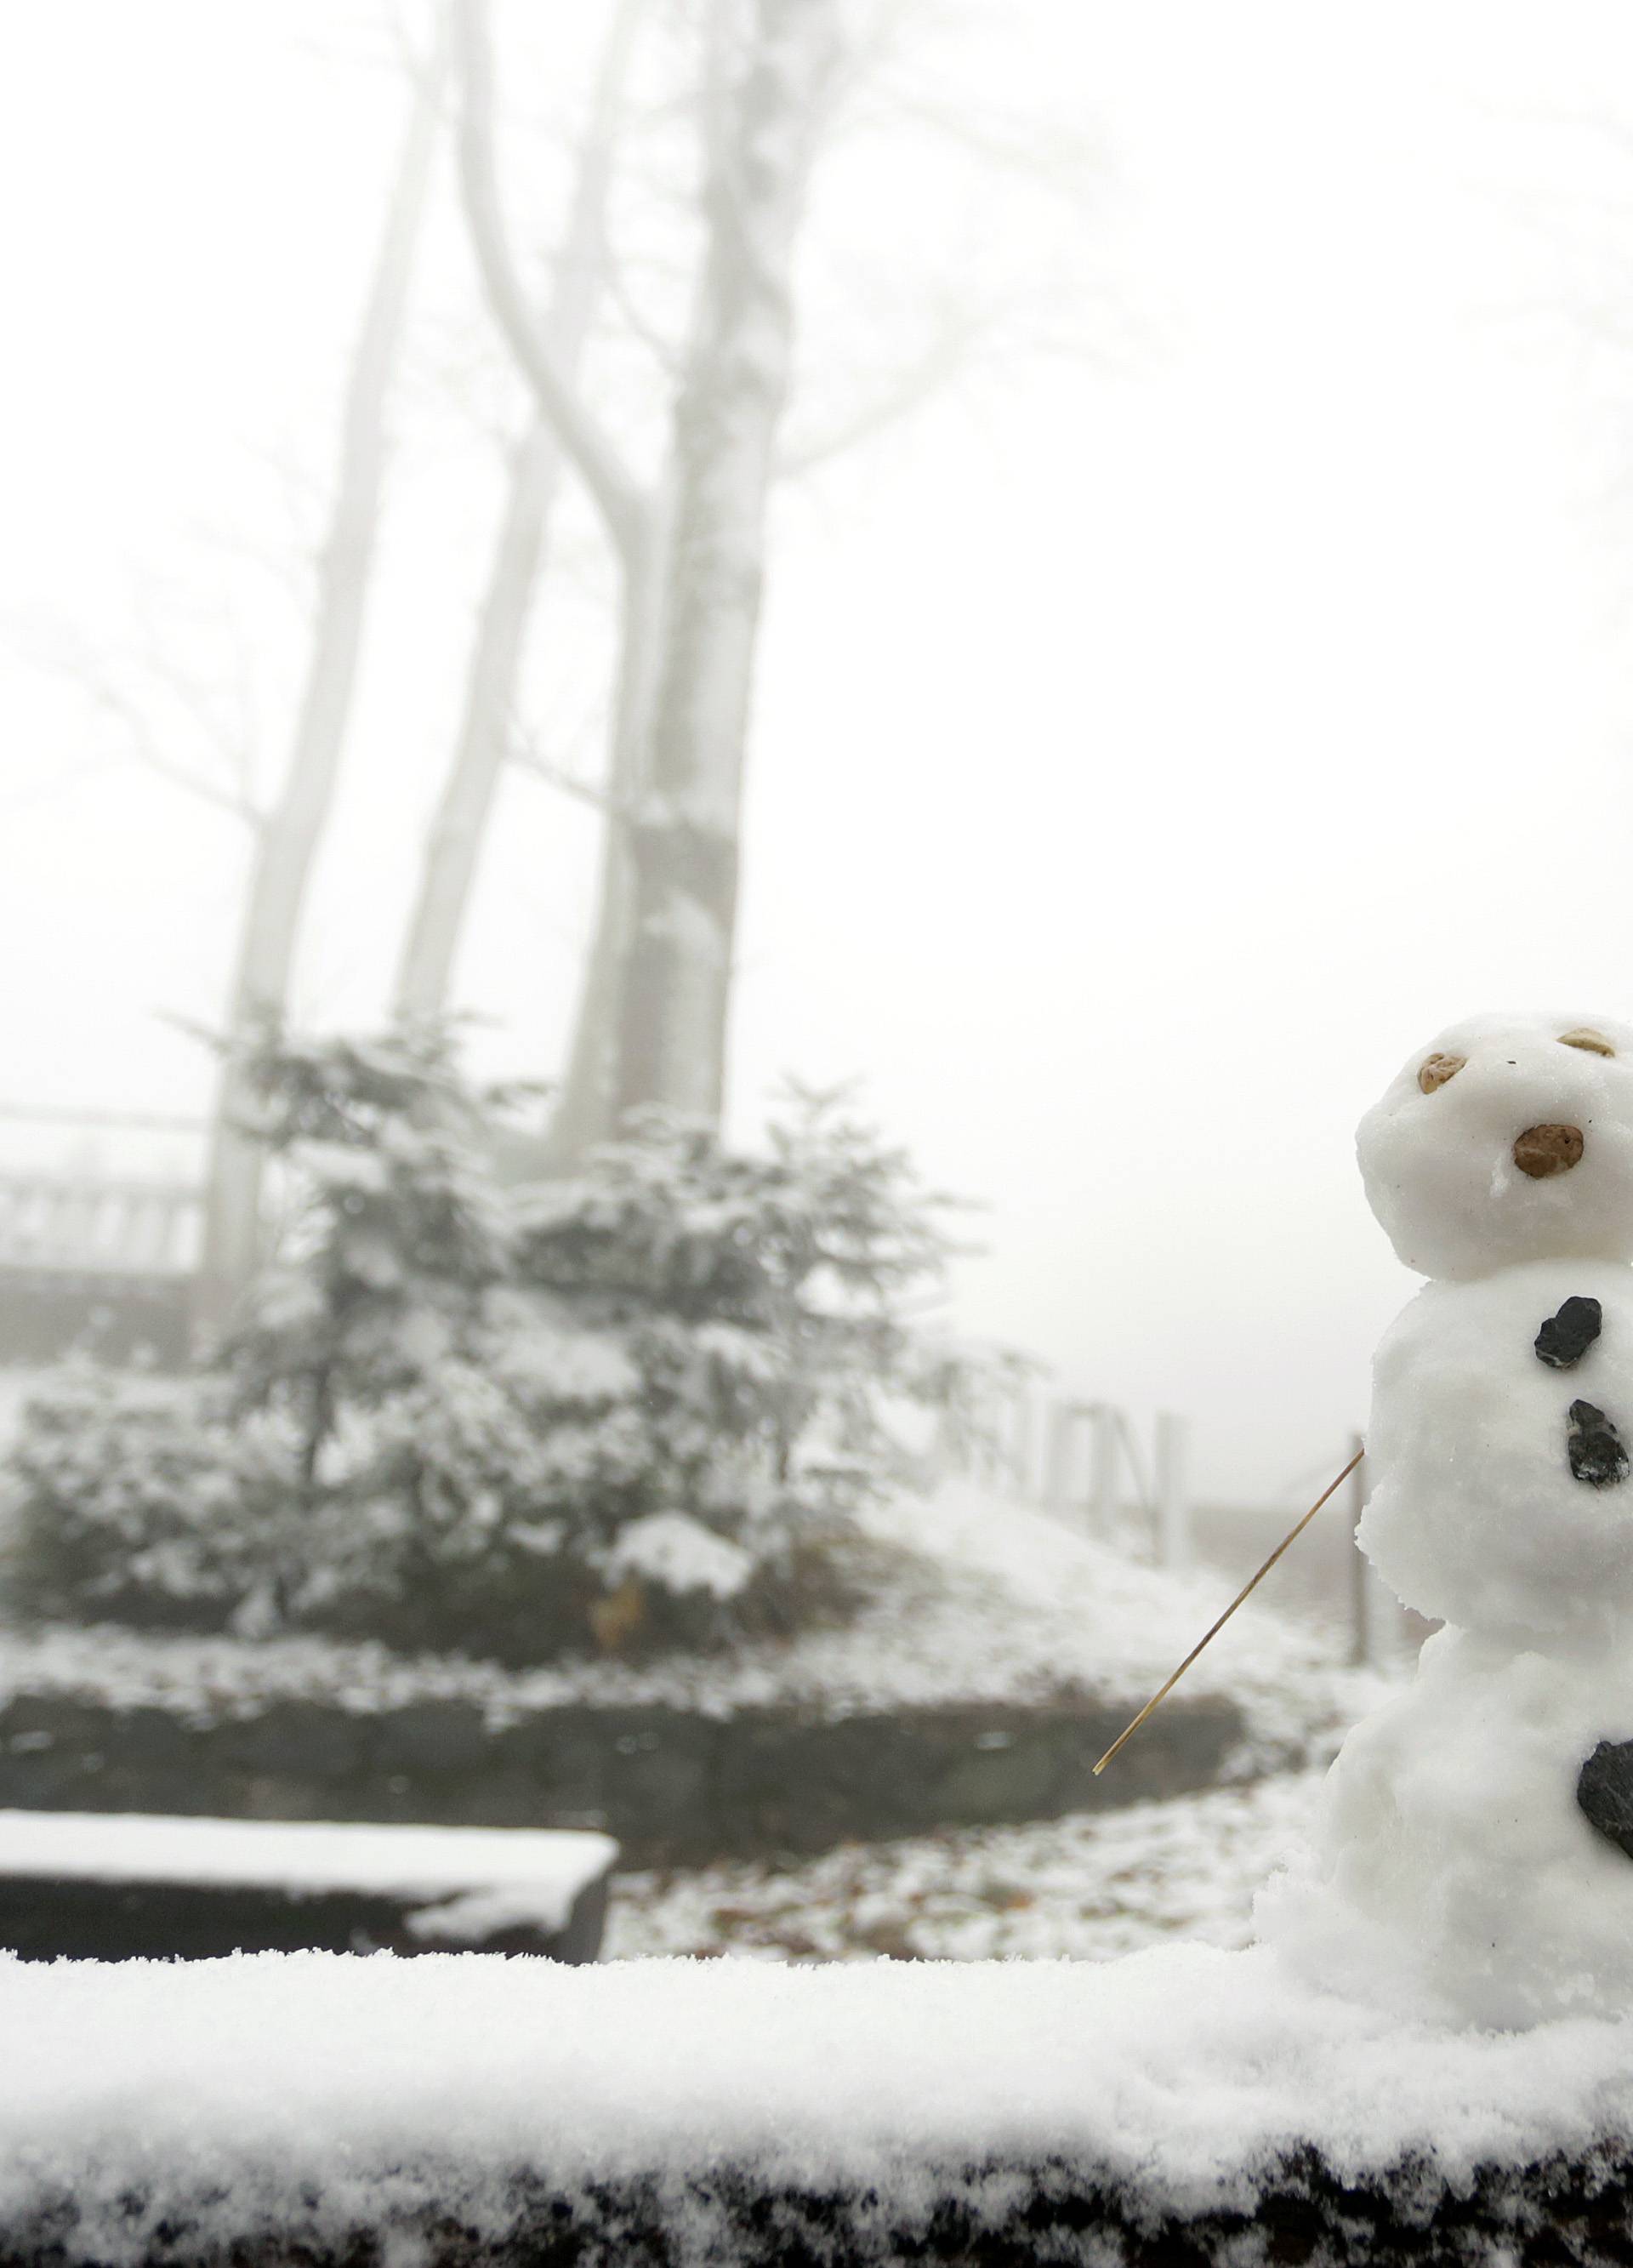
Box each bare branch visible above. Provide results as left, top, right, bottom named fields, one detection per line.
left=384, top=1, right=448, bottom=101
left=777, top=303, right=990, bottom=476
left=600, top=247, right=684, bottom=380
left=79, top=674, right=262, bottom=829
left=132, top=627, right=257, bottom=780
left=865, top=78, right=1106, bottom=199
left=699, top=0, right=739, bottom=185
left=454, top=0, right=649, bottom=561
left=507, top=727, right=630, bottom=820
left=15, top=614, right=265, bottom=827
left=822, top=0, right=919, bottom=117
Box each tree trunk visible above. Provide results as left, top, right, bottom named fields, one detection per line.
left=454, top=0, right=838, bottom=1158
left=393, top=419, right=559, bottom=1023
left=194, top=20, right=447, bottom=1336
left=540, top=483, right=673, bottom=1164
left=394, top=0, right=646, bottom=1027
left=612, top=0, right=839, bottom=1125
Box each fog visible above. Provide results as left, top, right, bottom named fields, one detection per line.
left=3, top=0, right=1632, bottom=1505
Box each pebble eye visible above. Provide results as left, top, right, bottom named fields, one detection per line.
left=1418, top=1053, right=1465, bottom=1094
left=1560, top=1029, right=1616, bottom=1057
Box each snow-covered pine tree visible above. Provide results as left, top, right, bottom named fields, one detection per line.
left=8, top=1028, right=1000, bottom=1664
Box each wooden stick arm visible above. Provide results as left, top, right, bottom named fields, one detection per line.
left=1092, top=1446, right=1366, bottom=1777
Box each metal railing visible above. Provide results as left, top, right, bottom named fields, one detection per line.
left=964, top=1382, right=1418, bottom=1667
left=956, top=1380, right=1194, bottom=1571
left=0, top=1176, right=201, bottom=1279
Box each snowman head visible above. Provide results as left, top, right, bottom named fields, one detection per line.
left=1358, top=1011, right=1633, bottom=1279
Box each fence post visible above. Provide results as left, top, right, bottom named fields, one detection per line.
left=1043, top=1399, right=1074, bottom=1511
left=1090, top=1405, right=1118, bottom=1534
left=1010, top=1388, right=1036, bottom=1502
left=1154, top=1410, right=1190, bottom=1569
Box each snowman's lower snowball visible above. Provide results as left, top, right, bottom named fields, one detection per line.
left=1258, top=1628, right=1633, bottom=2029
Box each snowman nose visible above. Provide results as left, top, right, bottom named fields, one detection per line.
left=1514, top=1124, right=1585, bottom=1178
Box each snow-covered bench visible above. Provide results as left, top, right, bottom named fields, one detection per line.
left=0, top=1809, right=617, bottom=1962
left=3, top=1943, right=1630, bottom=2265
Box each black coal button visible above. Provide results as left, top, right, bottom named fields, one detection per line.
left=1579, top=1739, right=1633, bottom=1859
left=1569, top=1400, right=1630, bottom=1488
left=1536, top=1296, right=1603, bottom=1370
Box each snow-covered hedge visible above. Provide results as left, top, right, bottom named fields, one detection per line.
left=7, top=1946, right=1633, bottom=2265
left=5, top=1026, right=1011, bottom=1664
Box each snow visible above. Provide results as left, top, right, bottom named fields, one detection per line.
left=604, top=1510, right=754, bottom=1599
left=5, top=1941, right=1633, bottom=2259
left=0, top=1476, right=1346, bottom=1758
left=0, top=1810, right=615, bottom=1937
left=606, top=1769, right=1326, bottom=1963
left=482, top=1295, right=640, bottom=1401
left=292, top=1142, right=390, bottom=1195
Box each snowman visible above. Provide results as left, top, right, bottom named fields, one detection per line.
left=1259, top=1010, right=1633, bottom=2029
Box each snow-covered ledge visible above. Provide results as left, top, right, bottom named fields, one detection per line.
left=0, top=1811, right=617, bottom=1962
left=6, top=1946, right=1633, bottom=2265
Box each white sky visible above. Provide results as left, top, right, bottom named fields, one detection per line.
left=3, top=2, right=1633, bottom=1507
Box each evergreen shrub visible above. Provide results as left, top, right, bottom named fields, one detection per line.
left=6, top=1024, right=1008, bottom=1663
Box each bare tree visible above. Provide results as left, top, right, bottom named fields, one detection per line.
left=194, top=11, right=450, bottom=1331
left=456, top=0, right=841, bottom=1154
left=393, top=0, right=647, bottom=1023
left=615, top=0, right=841, bottom=1123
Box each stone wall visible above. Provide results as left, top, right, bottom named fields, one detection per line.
left=4, top=2146, right=1626, bottom=2265
left=0, top=1685, right=1243, bottom=1864
left=0, top=1866, right=611, bottom=1964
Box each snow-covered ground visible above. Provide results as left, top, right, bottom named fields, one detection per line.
left=606, top=1768, right=1329, bottom=1963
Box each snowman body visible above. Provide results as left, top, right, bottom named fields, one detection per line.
left=1265, top=1627, right=1633, bottom=2026
left=1363, top=1259, right=1633, bottom=1647
left=1260, top=1011, right=1633, bottom=2027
